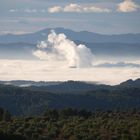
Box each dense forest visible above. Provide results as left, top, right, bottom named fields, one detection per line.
left=0, top=79, right=140, bottom=116
left=0, top=108, right=140, bottom=140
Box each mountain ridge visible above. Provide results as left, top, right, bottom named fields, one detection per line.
left=0, top=28, right=140, bottom=59
left=0, top=78, right=140, bottom=88
left=0, top=27, right=140, bottom=44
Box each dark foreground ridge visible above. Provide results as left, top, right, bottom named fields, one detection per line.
left=0, top=79, right=140, bottom=116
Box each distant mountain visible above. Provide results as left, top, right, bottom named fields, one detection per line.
left=0, top=28, right=140, bottom=59
left=30, top=80, right=112, bottom=94
left=0, top=80, right=61, bottom=87
left=0, top=80, right=102, bottom=93
left=0, top=42, right=140, bottom=59
left=0, top=27, right=140, bottom=44
left=1, top=79, right=140, bottom=93
left=0, top=43, right=36, bottom=59
left=119, top=79, right=140, bottom=87
left=76, top=41, right=140, bottom=57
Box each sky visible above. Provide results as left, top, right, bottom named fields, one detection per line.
left=0, top=0, right=140, bottom=34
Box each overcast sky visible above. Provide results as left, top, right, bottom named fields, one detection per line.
left=0, top=0, right=140, bottom=34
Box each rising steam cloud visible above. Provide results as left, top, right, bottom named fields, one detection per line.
left=33, top=31, right=94, bottom=68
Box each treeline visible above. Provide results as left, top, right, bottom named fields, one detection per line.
left=0, top=84, right=140, bottom=116
left=0, top=108, right=140, bottom=140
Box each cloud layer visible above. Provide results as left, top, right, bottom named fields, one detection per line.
left=95, top=62, right=140, bottom=68
left=48, top=3, right=111, bottom=13
left=0, top=59, right=140, bottom=85
left=117, top=0, right=139, bottom=12
left=9, top=1, right=140, bottom=14
left=9, top=8, right=46, bottom=13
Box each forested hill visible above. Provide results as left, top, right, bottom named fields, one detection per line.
left=1, top=108, right=140, bottom=140
left=0, top=79, right=140, bottom=116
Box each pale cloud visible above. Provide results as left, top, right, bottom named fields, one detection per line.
left=33, top=31, right=94, bottom=68
left=9, top=1, right=140, bottom=14
left=48, top=3, right=111, bottom=13
left=0, top=30, right=30, bottom=35
left=48, top=6, right=62, bottom=13
left=9, top=9, right=18, bottom=12
left=117, top=0, right=139, bottom=12
left=95, top=62, right=140, bottom=68
left=9, top=8, right=47, bottom=13
left=64, top=4, right=82, bottom=12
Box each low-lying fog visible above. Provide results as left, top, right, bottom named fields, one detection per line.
left=0, top=59, right=140, bottom=85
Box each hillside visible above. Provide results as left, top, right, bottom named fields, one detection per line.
left=119, top=78, right=140, bottom=87
left=0, top=79, right=140, bottom=116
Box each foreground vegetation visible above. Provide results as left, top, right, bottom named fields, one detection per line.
left=0, top=80, right=140, bottom=139
left=0, top=108, right=140, bottom=140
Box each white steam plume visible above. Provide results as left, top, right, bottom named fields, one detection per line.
left=33, top=30, right=94, bottom=68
